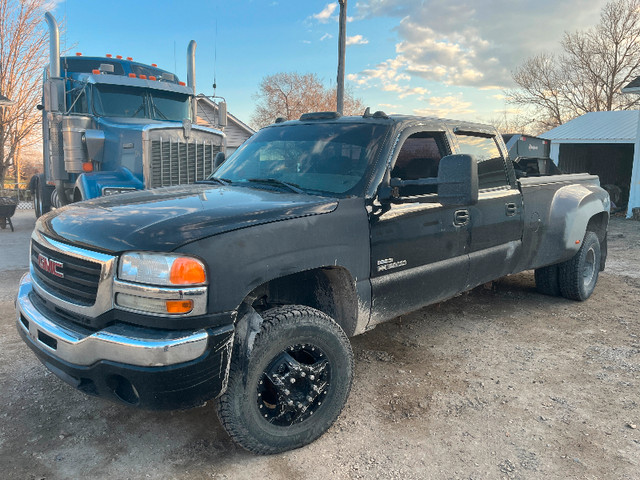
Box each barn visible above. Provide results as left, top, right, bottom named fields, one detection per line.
left=541, top=110, right=640, bottom=218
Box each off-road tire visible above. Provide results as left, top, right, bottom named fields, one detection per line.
left=558, top=231, right=601, bottom=301
left=534, top=264, right=561, bottom=296
left=216, top=305, right=354, bottom=454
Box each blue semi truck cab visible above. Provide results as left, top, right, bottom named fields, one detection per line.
left=33, top=12, right=226, bottom=217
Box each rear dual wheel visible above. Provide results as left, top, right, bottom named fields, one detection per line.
left=216, top=305, right=353, bottom=454
left=534, top=231, right=601, bottom=301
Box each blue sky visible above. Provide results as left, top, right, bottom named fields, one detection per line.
left=52, top=0, right=605, bottom=128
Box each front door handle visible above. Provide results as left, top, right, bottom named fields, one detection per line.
left=454, top=209, right=470, bottom=226
left=505, top=202, right=517, bottom=216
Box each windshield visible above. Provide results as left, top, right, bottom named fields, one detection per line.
left=213, top=123, right=388, bottom=197
left=92, top=84, right=190, bottom=121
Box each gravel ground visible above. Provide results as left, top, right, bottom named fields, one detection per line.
left=0, top=212, right=638, bottom=479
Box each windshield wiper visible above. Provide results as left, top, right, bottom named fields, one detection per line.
left=246, top=178, right=305, bottom=194
left=195, top=177, right=230, bottom=186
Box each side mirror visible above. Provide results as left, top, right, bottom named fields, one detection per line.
left=214, top=151, right=226, bottom=169
left=437, top=154, right=478, bottom=206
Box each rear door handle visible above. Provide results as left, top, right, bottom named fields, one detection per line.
left=454, top=209, right=470, bottom=226
left=505, top=203, right=517, bottom=216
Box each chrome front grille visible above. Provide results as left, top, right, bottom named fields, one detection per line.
left=149, top=138, right=221, bottom=188
left=31, top=240, right=102, bottom=306
left=29, top=231, right=117, bottom=321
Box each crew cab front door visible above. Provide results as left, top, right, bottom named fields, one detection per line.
left=368, top=129, right=469, bottom=327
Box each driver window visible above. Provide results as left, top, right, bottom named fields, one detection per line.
left=391, top=132, right=446, bottom=196
left=68, top=88, right=88, bottom=114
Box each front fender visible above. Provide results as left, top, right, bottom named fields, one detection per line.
left=176, top=197, right=372, bottom=325
left=74, top=167, right=144, bottom=200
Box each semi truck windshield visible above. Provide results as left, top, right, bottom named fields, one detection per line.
left=92, top=85, right=190, bottom=121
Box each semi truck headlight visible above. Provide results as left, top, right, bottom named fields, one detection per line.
left=119, top=253, right=207, bottom=286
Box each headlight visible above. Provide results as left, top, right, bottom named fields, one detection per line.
left=118, top=252, right=207, bottom=286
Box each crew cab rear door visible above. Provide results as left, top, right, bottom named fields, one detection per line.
left=368, top=128, right=469, bottom=327
left=453, top=129, right=524, bottom=287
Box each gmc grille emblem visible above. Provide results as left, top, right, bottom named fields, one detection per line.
left=37, top=253, right=64, bottom=278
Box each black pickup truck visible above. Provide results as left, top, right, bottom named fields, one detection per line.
left=16, top=111, right=610, bottom=454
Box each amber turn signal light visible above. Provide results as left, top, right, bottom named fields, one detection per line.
left=166, top=300, right=194, bottom=314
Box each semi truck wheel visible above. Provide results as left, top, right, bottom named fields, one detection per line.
left=534, top=264, right=561, bottom=296
left=33, top=174, right=52, bottom=219
left=216, top=305, right=353, bottom=454
left=558, top=231, right=601, bottom=301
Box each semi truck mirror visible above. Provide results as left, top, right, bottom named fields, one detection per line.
left=214, top=151, right=226, bottom=169
left=217, top=101, right=228, bottom=128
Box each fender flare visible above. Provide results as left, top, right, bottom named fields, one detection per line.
left=535, top=183, right=609, bottom=267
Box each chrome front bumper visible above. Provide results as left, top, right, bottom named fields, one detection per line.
left=16, top=272, right=210, bottom=367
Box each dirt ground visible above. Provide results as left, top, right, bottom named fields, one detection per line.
left=1, top=212, right=638, bottom=480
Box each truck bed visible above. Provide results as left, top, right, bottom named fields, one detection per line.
left=518, top=173, right=607, bottom=271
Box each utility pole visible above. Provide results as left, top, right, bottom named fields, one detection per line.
left=336, top=0, right=347, bottom=115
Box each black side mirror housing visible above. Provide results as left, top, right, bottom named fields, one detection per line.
left=378, top=153, right=478, bottom=206
left=214, top=151, right=226, bottom=169
left=437, top=154, right=478, bottom=206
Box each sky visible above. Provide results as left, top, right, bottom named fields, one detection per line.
left=51, top=0, right=606, bottom=129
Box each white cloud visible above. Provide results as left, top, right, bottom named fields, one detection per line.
left=313, top=3, right=338, bottom=23
left=414, top=94, right=475, bottom=118
left=346, top=35, right=369, bottom=46
left=320, top=33, right=333, bottom=41
left=349, top=57, right=432, bottom=99
left=352, top=0, right=603, bottom=89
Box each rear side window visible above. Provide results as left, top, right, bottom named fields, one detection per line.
left=455, top=133, right=509, bottom=189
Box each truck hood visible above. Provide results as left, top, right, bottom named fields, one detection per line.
left=38, top=185, right=338, bottom=253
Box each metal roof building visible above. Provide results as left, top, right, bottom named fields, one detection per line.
left=542, top=111, right=640, bottom=218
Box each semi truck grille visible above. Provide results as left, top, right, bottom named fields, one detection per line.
left=149, top=139, right=221, bottom=188
left=31, top=240, right=102, bottom=306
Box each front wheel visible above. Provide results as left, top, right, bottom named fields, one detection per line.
left=559, top=231, right=601, bottom=301
left=216, top=305, right=354, bottom=454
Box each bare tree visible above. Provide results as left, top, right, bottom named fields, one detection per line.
left=509, top=53, right=566, bottom=129
left=485, top=111, right=539, bottom=136
left=0, top=0, right=49, bottom=187
left=508, top=0, right=640, bottom=129
left=251, top=72, right=365, bottom=129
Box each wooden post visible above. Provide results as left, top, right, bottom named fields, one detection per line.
left=336, top=0, right=347, bottom=115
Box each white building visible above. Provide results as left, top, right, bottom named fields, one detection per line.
left=196, top=97, right=255, bottom=156
left=541, top=110, right=640, bottom=218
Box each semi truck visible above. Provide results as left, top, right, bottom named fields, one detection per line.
left=17, top=111, right=609, bottom=454
left=32, top=12, right=226, bottom=218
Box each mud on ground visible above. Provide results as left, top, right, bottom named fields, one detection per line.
left=0, top=215, right=638, bottom=479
